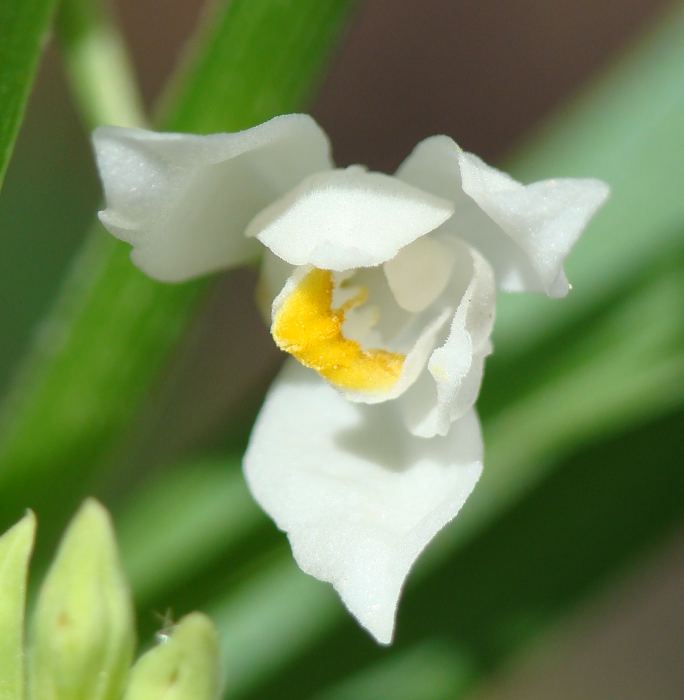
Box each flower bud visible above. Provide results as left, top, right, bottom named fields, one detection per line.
left=0, top=511, right=36, bottom=700
left=29, top=499, right=135, bottom=700
left=123, top=613, right=221, bottom=700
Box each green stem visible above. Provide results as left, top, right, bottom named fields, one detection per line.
left=56, top=0, right=146, bottom=128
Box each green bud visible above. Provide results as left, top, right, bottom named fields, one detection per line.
left=123, top=613, right=221, bottom=700
left=29, top=499, right=135, bottom=700
left=0, top=511, right=36, bottom=700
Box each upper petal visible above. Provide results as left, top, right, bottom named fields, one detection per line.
left=93, top=114, right=332, bottom=282
left=243, top=360, right=483, bottom=644
left=246, top=166, right=454, bottom=271
left=397, top=135, right=609, bottom=297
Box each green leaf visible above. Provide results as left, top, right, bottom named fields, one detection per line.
left=0, top=0, right=57, bottom=188
left=0, top=511, right=36, bottom=700
left=0, top=0, right=358, bottom=529
left=160, top=0, right=358, bottom=133
left=117, top=457, right=263, bottom=608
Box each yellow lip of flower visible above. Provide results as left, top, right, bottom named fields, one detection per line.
left=272, top=268, right=405, bottom=392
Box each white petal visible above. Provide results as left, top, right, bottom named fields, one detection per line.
left=399, top=240, right=496, bottom=438
left=383, top=235, right=455, bottom=313
left=246, top=167, right=454, bottom=271
left=397, top=136, right=609, bottom=297
left=93, top=114, right=332, bottom=282
left=243, top=361, right=483, bottom=644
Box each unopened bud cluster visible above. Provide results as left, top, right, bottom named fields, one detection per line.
left=0, top=500, right=221, bottom=700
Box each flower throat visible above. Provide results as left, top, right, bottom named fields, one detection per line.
left=272, top=268, right=404, bottom=392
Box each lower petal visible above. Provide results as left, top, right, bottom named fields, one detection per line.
left=243, top=360, right=483, bottom=644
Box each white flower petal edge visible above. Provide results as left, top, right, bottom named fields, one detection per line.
left=397, top=135, right=610, bottom=297
left=245, top=166, right=454, bottom=271
left=244, top=360, right=483, bottom=644
left=399, top=240, right=496, bottom=437
left=92, top=114, right=332, bottom=282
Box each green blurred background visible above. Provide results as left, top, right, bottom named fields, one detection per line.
left=1, top=0, right=683, bottom=698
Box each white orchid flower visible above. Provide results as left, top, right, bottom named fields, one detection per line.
left=92, top=114, right=608, bottom=644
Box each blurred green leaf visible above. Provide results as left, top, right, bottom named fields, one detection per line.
left=0, top=0, right=56, bottom=188
left=117, top=457, right=264, bottom=609
left=159, top=0, right=357, bottom=134
left=313, top=642, right=472, bottom=700
left=0, top=0, right=358, bottom=531
left=0, top=511, right=35, bottom=700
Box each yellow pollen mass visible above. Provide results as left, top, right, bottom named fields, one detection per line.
left=272, top=268, right=405, bottom=392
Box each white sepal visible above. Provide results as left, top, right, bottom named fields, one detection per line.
left=93, top=114, right=332, bottom=281
left=397, top=135, right=609, bottom=297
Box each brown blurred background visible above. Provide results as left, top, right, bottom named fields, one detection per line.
left=6, top=0, right=683, bottom=696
